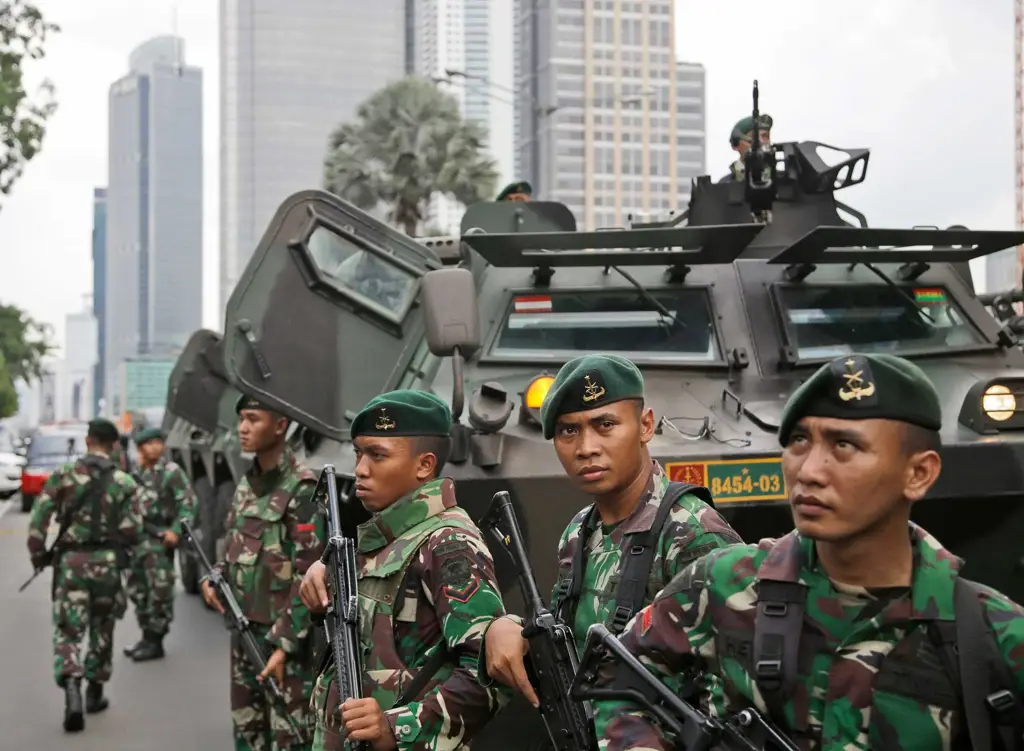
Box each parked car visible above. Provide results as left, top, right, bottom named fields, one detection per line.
left=0, top=450, right=24, bottom=499
left=21, top=424, right=89, bottom=512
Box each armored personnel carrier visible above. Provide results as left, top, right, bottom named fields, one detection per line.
left=210, top=136, right=1024, bottom=749
left=162, top=328, right=247, bottom=594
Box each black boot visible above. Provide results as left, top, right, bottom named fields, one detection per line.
left=63, top=679, right=84, bottom=732
left=85, top=681, right=109, bottom=714
left=123, top=638, right=147, bottom=658
left=131, top=632, right=165, bottom=662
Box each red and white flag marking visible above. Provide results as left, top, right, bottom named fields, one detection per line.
left=514, top=295, right=553, bottom=314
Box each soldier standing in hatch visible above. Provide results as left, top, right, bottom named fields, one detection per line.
left=201, top=395, right=325, bottom=751
left=298, top=389, right=510, bottom=751
left=496, top=180, right=532, bottom=202
left=481, top=354, right=742, bottom=738
left=719, top=113, right=773, bottom=183
left=26, top=418, right=143, bottom=733
left=595, top=353, right=1024, bottom=751
left=123, top=427, right=196, bottom=662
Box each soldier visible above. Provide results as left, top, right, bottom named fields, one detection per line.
left=26, top=418, right=143, bottom=733
left=719, top=113, right=772, bottom=183
left=122, top=426, right=197, bottom=662
left=201, top=395, right=325, bottom=750
left=496, top=180, right=532, bottom=202
left=298, top=389, right=510, bottom=751
left=481, top=354, right=742, bottom=737
left=596, top=353, right=1024, bottom=751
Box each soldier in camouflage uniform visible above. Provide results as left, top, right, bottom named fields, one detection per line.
left=482, top=354, right=742, bottom=738
left=26, top=418, right=144, bottom=733
left=201, top=395, right=325, bottom=751
left=299, top=389, right=510, bottom=751
left=123, top=426, right=197, bottom=661
left=596, top=353, right=1024, bottom=751
left=719, top=113, right=773, bottom=183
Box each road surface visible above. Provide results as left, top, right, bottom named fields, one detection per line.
left=0, top=496, right=234, bottom=748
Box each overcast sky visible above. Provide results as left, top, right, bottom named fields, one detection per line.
left=0, top=0, right=1015, bottom=354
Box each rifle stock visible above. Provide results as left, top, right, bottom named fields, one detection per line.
left=181, top=518, right=307, bottom=743
left=571, top=624, right=798, bottom=751
left=481, top=491, right=596, bottom=751
left=315, top=464, right=368, bottom=751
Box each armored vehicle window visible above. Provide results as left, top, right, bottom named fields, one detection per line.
left=775, top=284, right=987, bottom=360
left=306, top=226, right=417, bottom=319
left=491, top=289, right=720, bottom=362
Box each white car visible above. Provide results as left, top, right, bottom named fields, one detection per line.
left=0, top=450, right=25, bottom=498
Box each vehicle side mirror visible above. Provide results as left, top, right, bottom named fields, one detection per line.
left=422, top=268, right=480, bottom=359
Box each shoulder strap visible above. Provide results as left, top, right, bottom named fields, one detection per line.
left=752, top=578, right=807, bottom=723
left=952, top=577, right=1024, bottom=751
left=608, top=481, right=702, bottom=634
left=553, top=503, right=598, bottom=628
left=84, top=462, right=116, bottom=545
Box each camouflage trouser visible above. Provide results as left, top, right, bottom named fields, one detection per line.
left=310, top=663, right=345, bottom=751
left=125, top=539, right=176, bottom=636
left=231, top=621, right=314, bottom=751
left=51, top=551, right=125, bottom=687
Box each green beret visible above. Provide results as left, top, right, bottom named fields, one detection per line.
left=777, top=353, right=942, bottom=445
left=235, top=394, right=273, bottom=414
left=732, top=114, right=773, bottom=140
left=496, top=180, right=533, bottom=201
left=134, top=427, right=165, bottom=445
left=350, top=389, right=452, bottom=439
left=539, top=354, right=645, bottom=440
left=87, top=418, right=119, bottom=443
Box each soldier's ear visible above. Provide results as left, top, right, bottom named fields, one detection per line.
left=414, top=449, right=438, bottom=482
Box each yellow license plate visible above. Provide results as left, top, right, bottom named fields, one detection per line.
left=665, top=457, right=788, bottom=504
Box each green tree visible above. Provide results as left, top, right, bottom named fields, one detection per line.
left=323, top=76, right=498, bottom=236
left=0, top=303, right=52, bottom=382
left=0, top=350, right=18, bottom=418
left=0, top=1, right=59, bottom=206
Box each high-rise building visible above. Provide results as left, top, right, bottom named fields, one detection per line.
left=91, top=187, right=107, bottom=416
left=219, top=0, right=409, bottom=317
left=64, top=305, right=98, bottom=422
left=514, top=1, right=706, bottom=230
left=105, top=36, right=203, bottom=416
left=414, top=0, right=515, bottom=233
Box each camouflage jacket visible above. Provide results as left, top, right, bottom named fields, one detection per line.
left=132, top=456, right=196, bottom=540
left=212, top=447, right=324, bottom=651
left=598, top=523, right=1024, bottom=751
left=323, top=477, right=508, bottom=750
left=27, top=452, right=143, bottom=564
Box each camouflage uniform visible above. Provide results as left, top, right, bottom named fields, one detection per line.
left=597, top=525, right=1024, bottom=750
left=26, top=452, right=143, bottom=687
left=209, top=446, right=324, bottom=751
left=125, top=456, right=196, bottom=647
left=310, top=477, right=509, bottom=751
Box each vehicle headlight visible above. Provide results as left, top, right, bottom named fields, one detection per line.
left=982, top=384, right=1016, bottom=421
left=959, top=379, right=1024, bottom=433
left=520, top=374, right=556, bottom=427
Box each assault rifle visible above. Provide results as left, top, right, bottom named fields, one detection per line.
left=571, top=623, right=798, bottom=751
left=481, top=491, right=596, bottom=751
left=315, top=464, right=367, bottom=751
left=181, top=518, right=306, bottom=744
left=744, top=79, right=777, bottom=222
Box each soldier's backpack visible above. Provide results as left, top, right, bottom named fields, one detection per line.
left=752, top=574, right=1024, bottom=750
left=554, top=481, right=716, bottom=636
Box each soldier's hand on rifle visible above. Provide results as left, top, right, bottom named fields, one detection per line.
left=258, top=647, right=286, bottom=687
left=299, top=560, right=329, bottom=613
left=341, top=697, right=397, bottom=750
left=485, top=616, right=539, bottom=708
left=201, top=579, right=225, bottom=614
left=161, top=530, right=179, bottom=549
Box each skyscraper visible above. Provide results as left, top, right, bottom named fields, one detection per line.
left=514, top=0, right=706, bottom=230
left=91, top=187, right=107, bottom=416
left=414, top=0, right=515, bottom=232
left=105, top=35, right=203, bottom=416
left=219, top=0, right=409, bottom=317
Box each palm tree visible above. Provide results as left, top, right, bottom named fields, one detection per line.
left=323, top=76, right=499, bottom=236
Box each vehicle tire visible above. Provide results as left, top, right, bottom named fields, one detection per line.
left=21, top=493, right=35, bottom=513
left=0, top=490, right=15, bottom=500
